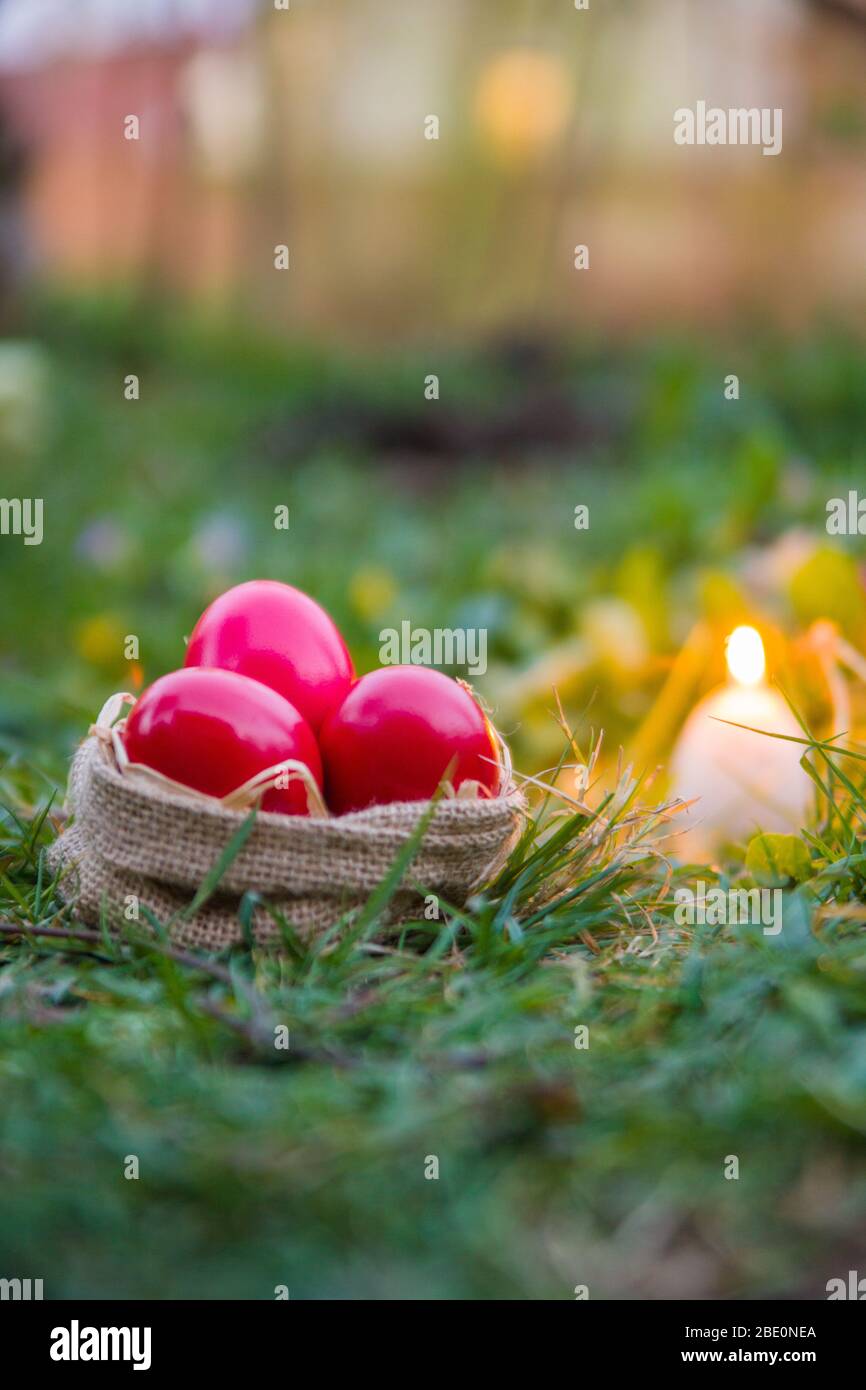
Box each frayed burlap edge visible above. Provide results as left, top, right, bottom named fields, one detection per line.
left=48, top=737, right=525, bottom=950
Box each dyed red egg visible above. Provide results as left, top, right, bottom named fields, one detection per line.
left=320, top=666, right=501, bottom=814
left=123, top=667, right=322, bottom=815
left=184, top=580, right=354, bottom=732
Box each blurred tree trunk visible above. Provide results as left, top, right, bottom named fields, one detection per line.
left=809, top=0, right=866, bottom=27
left=0, top=97, right=27, bottom=329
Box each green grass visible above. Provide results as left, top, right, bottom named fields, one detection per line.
left=2, top=733, right=866, bottom=1299
left=2, top=298, right=866, bottom=1298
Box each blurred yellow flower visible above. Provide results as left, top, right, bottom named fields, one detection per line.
left=581, top=599, right=648, bottom=677
left=790, top=547, right=866, bottom=639
left=348, top=566, right=397, bottom=622
left=474, top=50, right=572, bottom=167
left=75, top=614, right=125, bottom=670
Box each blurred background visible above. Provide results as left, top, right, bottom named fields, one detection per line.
left=1, top=0, right=865, bottom=336
left=0, top=0, right=865, bottom=782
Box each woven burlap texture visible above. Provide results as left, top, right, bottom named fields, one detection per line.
left=48, top=736, right=524, bottom=950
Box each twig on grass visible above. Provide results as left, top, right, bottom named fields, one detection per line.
left=0, top=918, right=234, bottom=985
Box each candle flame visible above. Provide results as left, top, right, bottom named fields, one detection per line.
left=725, top=625, right=765, bottom=687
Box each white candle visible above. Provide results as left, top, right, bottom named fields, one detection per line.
left=669, top=626, right=813, bottom=862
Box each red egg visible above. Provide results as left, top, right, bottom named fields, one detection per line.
left=184, top=580, right=354, bottom=732
left=320, top=666, right=501, bottom=814
left=123, top=667, right=322, bottom=815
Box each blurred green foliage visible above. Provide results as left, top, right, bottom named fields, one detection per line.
left=2, top=293, right=866, bottom=779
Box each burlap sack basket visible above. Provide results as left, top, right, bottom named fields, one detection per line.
left=49, top=727, right=525, bottom=952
